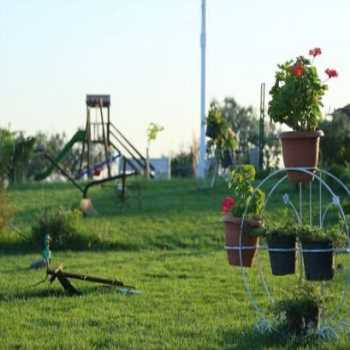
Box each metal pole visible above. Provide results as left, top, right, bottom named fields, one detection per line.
left=259, top=83, right=265, bottom=170
left=197, top=0, right=207, bottom=178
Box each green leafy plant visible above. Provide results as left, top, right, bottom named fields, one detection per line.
left=268, top=48, right=337, bottom=131
left=251, top=221, right=296, bottom=239
left=272, top=282, right=324, bottom=335
left=31, top=207, right=85, bottom=249
left=293, top=224, right=347, bottom=245
left=206, top=101, right=238, bottom=165
left=147, top=122, right=164, bottom=145
left=222, top=165, right=265, bottom=219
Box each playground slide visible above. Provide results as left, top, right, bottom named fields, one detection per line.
left=35, top=130, right=86, bottom=181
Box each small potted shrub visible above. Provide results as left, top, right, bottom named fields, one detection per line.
left=268, top=47, right=338, bottom=183
left=296, top=224, right=346, bottom=281
left=223, top=165, right=265, bottom=267
left=259, top=222, right=296, bottom=276
left=273, top=283, right=323, bottom=335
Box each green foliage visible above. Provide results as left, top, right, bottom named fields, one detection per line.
left=208, top=97, right=281, bottom=169
left=0, top=128, right=16, bottom=184
left=31, top=207, right=85, bottom=249
left=0, top=189, right=13, bottom=232
left=272, top=282, right=323, bottom=335
left=293, top=224, right=346, bottom=245
left=227, top=165, right=265, bottom=218
left=171, top=150, right=193, bottom=177
left=268, top=55, right=327, bottom=131
left=147, top=122, right=164, bottom=144
left=252, top=221, right=296, bottom=239
left=320, top=111, right=350, bottom=167
left=206, top=101, right=238, bottom=167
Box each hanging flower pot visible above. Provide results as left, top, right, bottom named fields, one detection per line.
left=280, top=131, right=321, bottom=183
left=224, top=215, right=261, bottom=267
left=222, top=150, right=234, bottom=168
left=302, top=240, right=334, bottom=281
left=267, top=235, right=296, bottom=276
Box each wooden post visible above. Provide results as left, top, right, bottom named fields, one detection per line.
left=99, top=101, right=111, bottom=178
left=87, top=107, right=92, bottom=179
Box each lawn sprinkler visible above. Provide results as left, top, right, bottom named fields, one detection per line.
left=46, top=264, right=139, bottom=296
left=30, top=234, right=52, bottom=269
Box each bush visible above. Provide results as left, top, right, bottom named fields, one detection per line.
left=0, top=189, right=13, bottom=232
left=171, top=151, right=193, bottom=177
left=31, top=207, right=85, bottom=249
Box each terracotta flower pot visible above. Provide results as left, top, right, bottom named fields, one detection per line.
left=280, top=131, right=321, bottom=183
left=224, top=215, right=261, bottom=267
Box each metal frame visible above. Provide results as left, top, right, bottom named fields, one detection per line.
left=225, top=167, right=350, bottom=336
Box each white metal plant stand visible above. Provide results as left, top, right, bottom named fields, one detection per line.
left=225, top=167, right=350, bottom=339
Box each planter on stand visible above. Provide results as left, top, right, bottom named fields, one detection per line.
left=224, top=216, right=261, bottom=267
left=280, top=131, right=322, bottom=183
left=267, top=235, right=296, bottom=276
left=302, top=240, right=334, bottom=281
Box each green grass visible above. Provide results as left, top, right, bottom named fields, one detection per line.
left=1, top=178, right=350, bottom=349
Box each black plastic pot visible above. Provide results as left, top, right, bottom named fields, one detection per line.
left=302, top=241, right=334, bottom=281
left=222, top=150, right=234, bottom=168
left=206, top=121, right=218, bottom=138
left=267, top=235, right=296, bottom=276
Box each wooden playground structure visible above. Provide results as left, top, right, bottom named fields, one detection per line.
left=35, top=94, right=155, bottom=200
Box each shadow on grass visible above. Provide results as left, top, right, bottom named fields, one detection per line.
left=0, top=284, right=134, bottom=302
left=221, top=327, right=324, bottom=349
left=0, top=232, right=223, bottom=255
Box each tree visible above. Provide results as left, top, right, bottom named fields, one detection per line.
left=207, top=97, right=281, bottom=170
left=0, top=128, right=16, bottom=185
left=320, top=111, right=350, bottom=167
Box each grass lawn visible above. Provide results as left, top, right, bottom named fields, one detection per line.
left=1, top=178, right=350, bottom=349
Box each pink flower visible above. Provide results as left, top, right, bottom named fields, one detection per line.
left=222, top=196, right=235, bottom=214
left=309, top=47, right=322, bottom=57
left=325, top=68, right=338, bottom=78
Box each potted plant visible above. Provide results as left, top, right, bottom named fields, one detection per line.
left=272, top=283, right=323, bottom=335
left=257, top=222, right=296, bottom=276
left=223, top=165, right=265, bottom=267
left=268, top=47, right=338, bottom=183
left=296, top=224, right=346, bottom=281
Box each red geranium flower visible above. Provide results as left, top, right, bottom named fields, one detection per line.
left=309, top=47, right=322, bottom=57
left=222, top=196, right=235, bottom=214
left=292, top=64, right=304, bottom=77
left=325, top=68, right=338, bottom=79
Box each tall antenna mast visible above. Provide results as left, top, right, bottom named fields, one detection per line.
left=197, top=0, right=207, bottom=178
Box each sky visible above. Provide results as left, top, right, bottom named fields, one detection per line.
left=1, top=1, right=349, bottom=157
